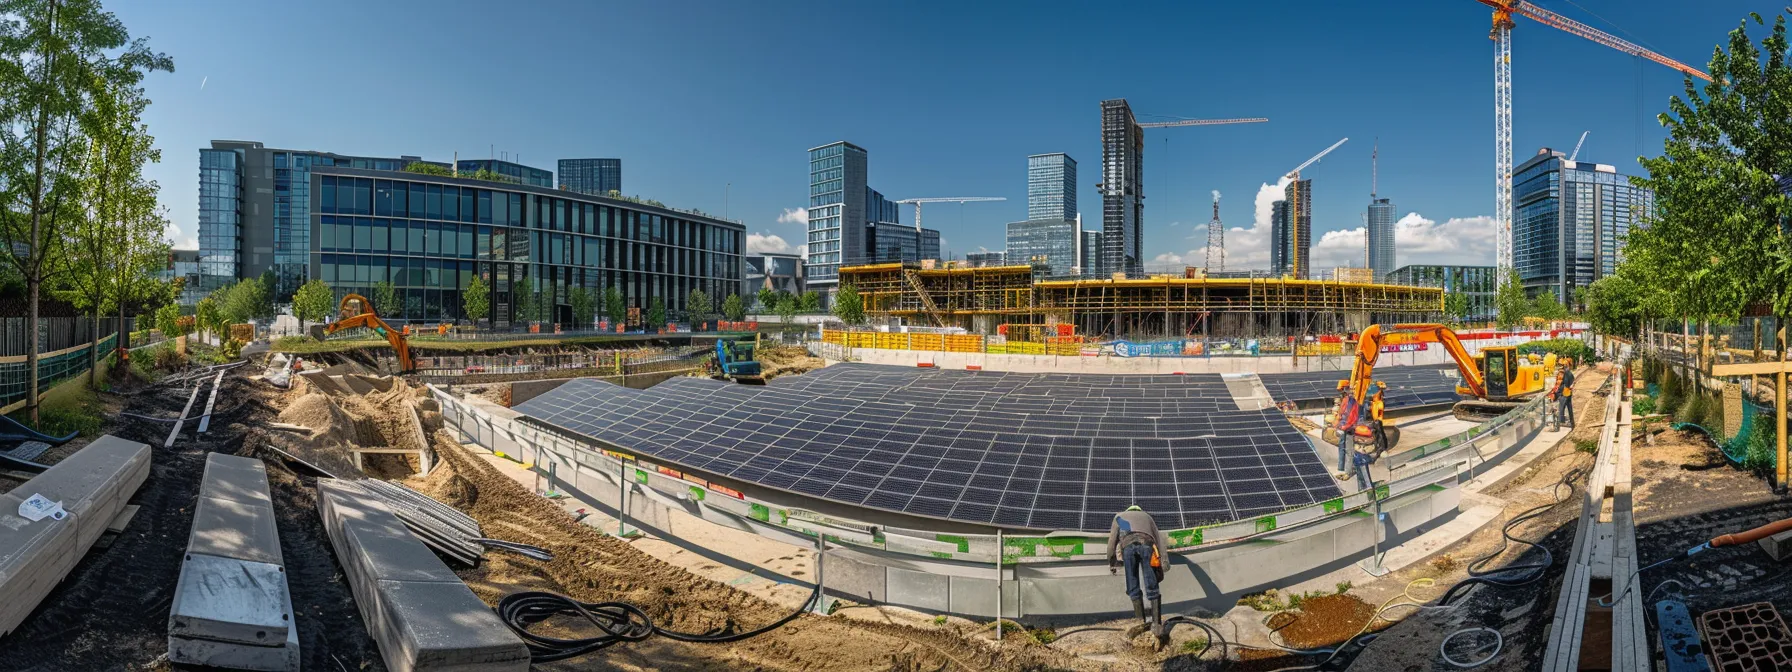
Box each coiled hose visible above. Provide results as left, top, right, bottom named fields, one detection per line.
left=497, top=580, right=820, bottom=662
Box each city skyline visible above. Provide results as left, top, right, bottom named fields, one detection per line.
left=122, top=1, right=1738, bottom=273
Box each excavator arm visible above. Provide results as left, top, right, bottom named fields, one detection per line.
left=321, top=293, right=415, bottom=372
left=1342, top=324, right=1486, bottom=411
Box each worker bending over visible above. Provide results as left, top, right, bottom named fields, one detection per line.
left=1335, top=381, right=1389, bottom=491
left=1108, top=505, right=1170, bottom=638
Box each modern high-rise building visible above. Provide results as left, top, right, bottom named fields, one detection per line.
left=1099, top=99, right=1144, bottom=277
left=1269, top=200, right=1290, bottom=276
left=805, top=141, right=937, bottom=296
left=456, top=159, right=554, bottom=188
left=1386, top=264, right=1497, bottom=320
left=1027, top=153, right=1077, bottom=221
left=865, top=222, right=940, bottom=265
left=1367, top=197, right=1395, bottom=281
left=195, top=140, right=744, bottom=325
left=965, top=251, right=1007, bottom=267
left=1005, top=218, right=1079, bottom=277
left=558, top=158, right=622, bottom=195
left=1079, top=228, right=1100, bottom=275
left=200, top=141, right=438, bottom=298
left=1513, top=147, right=1654, bottom=301
left=1283, top=179, right=1312, bottom=279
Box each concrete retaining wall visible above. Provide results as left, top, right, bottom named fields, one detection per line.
left=0, top=435, right=150, bottom=636
left=168, top=453, right=299, bottom=671
left=316, top=479, right=528, bottom=672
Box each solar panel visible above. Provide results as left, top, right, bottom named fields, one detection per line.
left=1259, top=364, right=1462, bottom=410
left=515, top=363, right=1343, bottom=531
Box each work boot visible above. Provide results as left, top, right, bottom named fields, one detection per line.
left=1126, top=597, right=1149, bottom=638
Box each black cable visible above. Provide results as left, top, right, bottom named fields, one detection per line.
left=1435, top=455, right=1589, bottom=607
left=496, top=580, right=821, bottom=662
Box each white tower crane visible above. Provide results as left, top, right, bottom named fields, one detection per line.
left=893, top=197, right=1006, bottom=234
left=1568, top=131, right=1589, bottom=162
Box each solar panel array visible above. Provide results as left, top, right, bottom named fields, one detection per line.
left=516, top=364, right=1343, bottom=531
left=1259, top=364, right=1463, bottom=410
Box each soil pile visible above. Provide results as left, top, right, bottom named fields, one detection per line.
left=269, top=373, right=428, bottom=479
left=414, top=431, right=1099, bottom=672
left=759, top=345, right=823, bottom=380
left=1265, top=593, right=1378, bottom=649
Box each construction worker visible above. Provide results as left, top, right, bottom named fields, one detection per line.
left=1336, top=381, right=1388, bottom=491
left=1108, top=505, right=1169, bottom=639
left=1553, top=358, right=1576, bottom=427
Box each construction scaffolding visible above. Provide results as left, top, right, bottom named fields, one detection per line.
left=840, top=263, right=1444, bottom=339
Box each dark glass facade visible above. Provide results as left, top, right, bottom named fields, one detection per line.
left=1512, top=149, right=1653, bottom=301
left=198, top=149, right=241, bottom=294
left=558, top=158, right=622, bottom=195
left=312, top=169, right=743, bottom=326
left=1386, top=264, right=1496, bottom=320
left=1099, top=99, right=1144, bottom=277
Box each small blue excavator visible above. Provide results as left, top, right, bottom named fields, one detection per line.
left=712, top=333, right=765, bottom=384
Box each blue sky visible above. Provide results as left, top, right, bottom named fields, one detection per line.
left=118, top=0, right=1765, bottom=272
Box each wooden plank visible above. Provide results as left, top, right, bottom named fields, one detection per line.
left=196, top=371, right=224, bottom=433
left=164, top=384, right=201, bottom=448
left=1710, top=361, right=1792, bottom=376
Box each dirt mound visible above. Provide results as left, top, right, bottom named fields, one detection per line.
left=759, top=345, right=823, bottom=380
left=1265, top=593, right=1378, bottom=650
left=270, top=373, right=428, bottom=479
left=415, top=434, right=1095, bottom=671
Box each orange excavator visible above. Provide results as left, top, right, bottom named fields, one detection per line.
left=316, top=293, right=415, bottom=372
left=1325, top=323, right=1556, bottom=445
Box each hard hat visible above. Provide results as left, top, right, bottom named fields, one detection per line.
left=1125, top=505, right=1142, bottom=511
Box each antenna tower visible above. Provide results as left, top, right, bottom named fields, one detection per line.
left=1205, top=191, right=1224, bottom=272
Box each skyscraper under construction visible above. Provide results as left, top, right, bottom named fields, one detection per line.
left=1283, top=179, right=1312, bottom=279
left=1099, top=99, right=1144, bottom=277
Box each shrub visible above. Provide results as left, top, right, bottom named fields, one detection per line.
left=1659, top=369, right=1682, bottom=414
left=1632, top=394, right=1656, bottom=417
left=1744, top=417, right=1777, bottom=475
left=152, top=343, right=187, bottom=371
left=1519, top=338, right=1597, bottom=365
left=1679, top=392, right=1707, bottom=428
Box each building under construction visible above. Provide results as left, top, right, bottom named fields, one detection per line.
left=841, top=263, right=1443, bottom=339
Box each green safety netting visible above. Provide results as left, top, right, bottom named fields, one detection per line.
left=1673, top=397, right=1777, bottom=469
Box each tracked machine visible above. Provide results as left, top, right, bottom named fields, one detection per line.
left=1324, top=323, right=1555, bottom=445
left=311, top=293, right=416, bottom=373
left=711, top=333, right=765, bottom=384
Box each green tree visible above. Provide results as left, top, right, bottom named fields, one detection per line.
left=0, top=1, right=171, bottom=421
left=258, top=268, right=277, bottom=303
left=798, top=290, right=821, bottom=313
left=569, top=285, right=596, bottom=328
left=513, top=277, right=537, bottom=325
left=756, top=287, right=778, bottom=313
left=686, top=288, right=711, bottom=327
left=722, top=293, right=746, bottom=321
left=462, top=274, right=489, bottom=325
left=1494, top=268, right=1529, bottom=329
left=195, top=295, right=221, bottom=341
left=154, top=301, right=181, bottom=338
left=1530, top=290, right=1568, bottom=321
left=647, top=296, right=666, bottom=329
left=603, top=286, right=626, bottom=326
left=372, top=280, right=399, bottom=318
left=776, top=294, right=798, bottom=324
left=1444, top=292, right=1470, bottom=325
left=217, top=277, right=267, bottom=326
left=832, top=284, right=866, bottom=325
left=292, top=279, right=333, bottom=336
left=1583, top=275, right=1645, bottom=338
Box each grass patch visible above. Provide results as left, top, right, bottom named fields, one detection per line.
left=1238, top=587, right=1339, bottom=612
left=10, top=388, right=104, bottom=438
left=1181, top=637, right=1209, bottom=654
left=1335, top=581, right=1352, bottom=595
left=1573, top=437, right=1599, bottom=454
left=932, top=615, right=948, bottom=626
left=1430, top=554, right=1458, bottom=573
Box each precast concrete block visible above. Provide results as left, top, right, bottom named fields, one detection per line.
left=198, top=453, right=274, bottom=506
left=0, top=493, right=78, bottom=636
left=188, top=495, right=282, bottom=565
left=820, top=552, right=887, bottom=605
left=167, top=553, right=291, bottom=646
left=371, top=580, right=529, bottom=672
left=168, top=625, right=300, bottom=672
left=946, top=574, right=1020, bottom=618
left=887, top=567, right=950, bottom=613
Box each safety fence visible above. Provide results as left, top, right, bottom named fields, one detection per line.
left=822, top=327, right=1585, bottom=360
left=430, top=382, right=1543, bottom=566
left=0, top=333, right=117, bottom=411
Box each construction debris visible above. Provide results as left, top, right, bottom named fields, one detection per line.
left=354, top=478, right=483, bottom=565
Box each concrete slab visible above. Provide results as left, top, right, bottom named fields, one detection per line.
left=167, top=553, right=292, bottom=646
left=199, top=454, right=274, bottom=506
left=188, top=495, right=282, bottom=565
left=1760, top=527, right=1792, bottom=562
left=371, top=580, right=529, bottom=672
left=168, top=630, right=300, bottom=672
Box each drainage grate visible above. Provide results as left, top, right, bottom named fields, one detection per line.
left=1698, top=602, right=1792, bottom=671
left=1, top=441, right=50, bottom=461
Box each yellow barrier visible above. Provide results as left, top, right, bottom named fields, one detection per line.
left=911, top=333, right=944, bottom=351
left=1007, top=341, right=1045, bottom=355
left=874, top=332, right=907, bottom=350
left=823, top=331, right=845, bottom=345
left=945, top=334, right=983, bottom=353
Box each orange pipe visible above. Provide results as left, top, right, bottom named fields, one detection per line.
left=1710, top=517, right=1792, bottom=548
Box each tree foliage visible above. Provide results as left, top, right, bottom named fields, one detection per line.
left=462, top=274, right=489, bottom=324
left=756, top=287, right=778, bottom=313
left=646, top=296, right=666, bottom=329
left=403, top=161, right=451, bottom=177
left=1530, top=290, right=1569, bottom=321
left=292, top=279, right=333, bottom=334
left=512, top=277, right=538, bottom=324
left=832, top=285, right=866, bottom=325
left=194, top=296, right=221, bottom=339
left=1582, top=275, right=1645, bottom=338
left=722, top=294, right=745, bottom=321
left=154, top=300, right=181, bottom=337
left=603, top=286, right=625, bottom=326
left=372, top=280, right=398, bottom=318
left=569, top=285, right=595, bottom=327
left=1494, top=268, right=1529, bottom=329
left=776, top=294, right=798, bottom=324
left=1444, top=292, right=1471, bottom=324
left=686, top=288, right=711, bottom=326
left=1604, top=12, right=1792, bottom=331
left=798, top=290, right=821, bottom=313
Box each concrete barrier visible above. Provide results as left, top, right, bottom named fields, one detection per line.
left=168, top=453, right=298, bottom=671
left=316, top=479, right=528, bottom=672
left=0, top=435, right=150, bottom=637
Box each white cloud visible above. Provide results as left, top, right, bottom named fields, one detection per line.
left=1149, top=195, right=1497, bottom=275
left=746, top=232, right=795, bottom=254
left=777, top=207, right=808, bottom=225
left=177, top=236, right=197, bottom=250
left=1152, top=252, right=1184, bottom=266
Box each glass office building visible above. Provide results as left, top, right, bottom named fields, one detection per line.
left=1006, top=218, right=1079, bottom=277
left=865, top=223, right=940, bottom=265
left=1100, top=99, right=1145, bottom=277
left=455, top=159, right=554, bottom=188
left=965, top=251, right=1006, bottom=267
left=1269, top=200, right=1290, bottom=276
left=198, top=149, right=242, bottom=295
left=1512, top=148, right=1653, bottom=301
left=1027, top=153, right=1077, bottom=221
left=1386, top=264, right=1496, bottom=320
left=806, top=141, right=863, bottom=290
left=1080, top=229, right=1099, bottom=276
left=1367, top=197, right=1395, bottom=281
left=558, top=158, right=622, bottom=195
left=311, top=168, right=743, bottom=326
